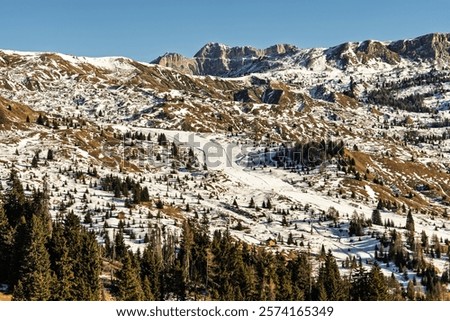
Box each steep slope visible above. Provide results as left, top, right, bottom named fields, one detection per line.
left=388, top=32, right=450, bottom=62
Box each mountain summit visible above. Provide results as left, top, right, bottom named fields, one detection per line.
left=152, top=32, right=450, bottom=76
left=152, top=42, right=298, bottom=76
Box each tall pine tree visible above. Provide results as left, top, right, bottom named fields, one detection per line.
left=48, top=222, right=76, bottom=300
left=12, top=215, right=54, bottom=301
left=115, top=252, right=145, bottom=301
left=0, top=206, right=13, bottom=282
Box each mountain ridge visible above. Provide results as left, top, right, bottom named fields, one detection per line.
left=152, top=32, right=450, bottom=76
left=1, top=32, right=450, bottom=299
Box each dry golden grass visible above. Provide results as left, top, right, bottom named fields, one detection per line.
left=269, top=81, right=298, bottom=106
left=161, top=204, right=185, bottom=221
left=0, top=292, right=12, bottom=301
left=369, top=106, right=383, bottom=116
left=343, top=148, right=450, bottom=214
left=333, top=92, right=359, bottom=108
left=0, top=95, right=40, bottom=125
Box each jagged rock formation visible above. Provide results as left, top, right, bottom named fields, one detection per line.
left=152, top=33, right=450, bottom=76
left=388, top=33, right=450, bottom=62
left=356, top=40, right=401, bottom=64
left=261, top=88, right=283, bottom=104
left=152, top=52, right=198, bottom=74
left=152, top=43, right=298, bottom=76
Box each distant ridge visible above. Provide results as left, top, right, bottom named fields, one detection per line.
left=151, top=32, right=450, bottom=76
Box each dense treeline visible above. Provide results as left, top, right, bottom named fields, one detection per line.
left=270, top=140, right=345, bottom=169
left=1, top=170, right=448, bottom=301
left=376, top=71, right=450, bottom=91
left=367, top=90, right=428, bottom=113
left=0, top=171, right=101, bottom=300
left=108, top=218, right=405, bottom=301
left=367, top=71, right=450, bottom=113
left=403, top=131, right=450, bottom=145
left=100, top=174, right=150, bottom=204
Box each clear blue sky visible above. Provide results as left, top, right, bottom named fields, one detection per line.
left=1, top=0, right=449, bottom=62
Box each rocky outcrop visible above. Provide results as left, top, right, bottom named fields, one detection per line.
left=151, top=53, right=198, bottom=74
left=356, top=40, right=401, bottom=64
left=261, top=88, right=283, bottom=104
left=325, top=42, right=359, bottom=68
left=388, top=33, right=450, bottom=62
left=325, top=40, right=402, bottom=68
left=319, top=33, right=450, bottom=69
left=152, top=43, right=298, bottom=76
left=151, top=33, right=450, bottom=76
left=233, top=89, right=251, bottom=102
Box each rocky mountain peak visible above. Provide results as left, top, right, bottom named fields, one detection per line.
left=151, top=33, right=450, bottom=76
left=194, top=42, right=298, bottom=60
left=356, top=40, right=401, bottom=64
left=194, top=42, right=230, bottom=58
left=388, top=32, right=450, bottom=61
left=152, top=42, right=299, bottom=76
left=265, top=43, right=298, bottom=56
left=151, top=52, right=198, bottom=74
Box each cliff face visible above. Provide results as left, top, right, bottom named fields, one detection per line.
left=388, top=33, right=450, bottom=62
left=356, top=40, right=401, bottom=64
left=151, top=43, right=298, bottom=76
left=151, top=53, right=198, bottom=74
left=151, top=33, right=450, bottom=76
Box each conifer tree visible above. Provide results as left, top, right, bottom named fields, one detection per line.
left=366, top=264, right=389, bottom=300
left=275, top=253, right=293, bottom=300
left=63, top=212, right=82, bottom=258
left=114, top=229, right=128, bottom=262
left=9, top=217, right=28, bottom=287
left=162, top=233, right=185, bottom=300
left=141, top=276, right=155, bottom=300
left=29, top=188, right=52, bottom=235
left=350, top=265, right=369, bottom=300
left=75, top=231, right=101, bottom=300
left=290, top=252, right=312, bottom=300
left=249, top=197, right=255, bottom=208
left=31, top=154, right=39, bottom=168
left=133, top=186, right=141, bottom=204
left=140, top=231, right=163, bottom=299
left=180, top=220, right=193, bottom=288
left=389, top=231, right=406, bottom=267
left=12, top=215, right=54, bottom=301
left=141, top=187, right=150, bottom=202
left=62, top=212, right=101, bottom=300
left=0, top=206, right=13, bottom=282
left=287, top=232, right=294, bottom=245
left=406, top=209, right=415, bottom=248
left=48, top=222, right=76, bottom=300
left=406, top=209, right=415, bottom=233
left=406, top=280, right=415, bottom=300
left=4, top=170, right=27, bottom=227
left=115, top=252, right=145, bottom=301
left=47, top=149, right=54, bottom=161
left=315, top=250, right=347, bottom=300
left=371, top=209, right=382, bottom=226
left=319, top=244, right=326, bottom=261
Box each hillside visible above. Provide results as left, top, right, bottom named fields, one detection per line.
left=0, top=33, right=450, bottom=300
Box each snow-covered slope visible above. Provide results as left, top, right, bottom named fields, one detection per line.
left=1, top=32, right=450, bottom=297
